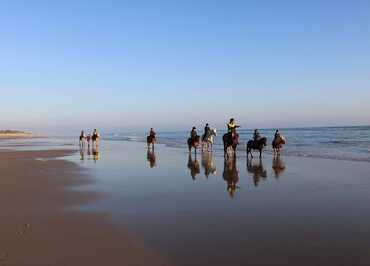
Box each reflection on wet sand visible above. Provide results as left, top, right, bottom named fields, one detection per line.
left=223, top=156, right=239, bottom=198
left=79, top=146, right=100, bottom=162
left=187, top=154, right=200, bottom=180
left=247, top=158, right=267, bottom=187
left=201, top=151, right=217, bottom=177
left=147, top=148, right=156, bottom=168
left=80, top=147, right=85, bottom=161
left=92, top=146, right=99, bottom=162
left=272, top=155, right=286, bottom=178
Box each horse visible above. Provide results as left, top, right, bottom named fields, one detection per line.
left=272, top=135, right=286, bottom=154
left=223, top=131, right=239, bottom=158
left=247, top=137, right=267, bottom=158
left=91, top=132, right=99, bottom=147
left=202, top=128, right=217, bottom=151
left=147, top=135, right=156, bottom=149
left=187, top=135, right=201, bottom=154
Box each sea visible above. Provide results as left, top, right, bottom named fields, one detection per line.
left=104, top=126, right=370, bottom=162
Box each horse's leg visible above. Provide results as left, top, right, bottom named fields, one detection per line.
left=259, top=149, right=262, bottom=159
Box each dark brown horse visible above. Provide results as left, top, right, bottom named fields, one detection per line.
left=247, top=137, right=267, bottom=158
left=147, top=135, right=156, bottom=149
left=187, top=136, right=201, bottom=154
left=223, top=131, right=239, bottom=157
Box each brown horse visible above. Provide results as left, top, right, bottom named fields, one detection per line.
left=187, top=136, right=201, bottom=154
left=247, top=137, right=267, bottom=158
left=223, top=131, right=239, bottom=158
left=147, top=135, right=156, bottom=149
left=272, top=135, right=286, bottom=154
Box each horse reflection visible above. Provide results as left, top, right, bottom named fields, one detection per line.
left=79, top=147, right=85, bottom=161
left=147, top=148, right=156, bottom=168
left=272, top=155, right=286, bottom=178
left=187, top=154, right=200, bottom=180
left=201, top=151, right=217, bottom=177
left=247, top=158, right=267, bottom=186
left=92, top=146, right=100, bottom=162
left=223, top=157, right=240, bottom=198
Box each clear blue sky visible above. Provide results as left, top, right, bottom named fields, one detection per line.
left=1, top=0, right=370, bottom=134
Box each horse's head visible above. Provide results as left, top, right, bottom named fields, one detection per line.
left=211, top=128, right=217, bottom=136
left=261, top=137, right=267, bottom=146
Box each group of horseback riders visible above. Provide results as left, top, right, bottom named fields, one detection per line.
left=79, top=129, right=100, bottom=147
left=147, top=118, right=286, bottom=157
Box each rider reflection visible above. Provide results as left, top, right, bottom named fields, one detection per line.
left=247, top=157, right=267, bottom=186
left=147, top=148, right=156, bottom=168
left=272, top=155, right=286, bottom=178
left=223, top=156, right=240, bottom=199
left=187, top=153, right=200, bottom=180
left=201, top=151, right=217, bottom=177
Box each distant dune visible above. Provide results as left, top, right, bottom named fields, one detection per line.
left=0, top=130, right=32, bottom=138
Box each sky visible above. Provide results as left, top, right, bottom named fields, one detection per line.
left=1, top=0, right=370, bottom=134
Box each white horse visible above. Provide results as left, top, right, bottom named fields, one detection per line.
left=202, top=128, right=217, bottom=151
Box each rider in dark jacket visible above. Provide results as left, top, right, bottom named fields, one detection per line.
left=149, top=128, right=156, bottom=138
left=191, top=127, right=198, bottom=140
left=203, top=123, right=210, bottom=141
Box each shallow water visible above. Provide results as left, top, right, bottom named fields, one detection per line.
left=64, top=140, right=370, bottom=266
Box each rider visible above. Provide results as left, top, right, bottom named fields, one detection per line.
left=149, top=128, right=156, bottom=138
left=202, top=123, right=210, bottom=141
left=79, top=130, right=85, bottom=142
left=191, top=127, right=198, bottom=140
left=253, top=129, right=261, bottom=142
left=274, top=129, right=280, bottom=141
left=227, top=118, right=240, bottom=133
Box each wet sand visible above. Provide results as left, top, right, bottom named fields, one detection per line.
left=0, top=149, right=167, bottom=266
left=2, top=139, right=370, bottom=266
left=72, top=140, right=370, bottom=266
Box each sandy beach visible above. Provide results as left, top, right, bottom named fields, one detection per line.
left=1, top=138, right=370, bottom=266
left=0, top=148, right=167, bottom=266
left=0, top=133, right=32, bottom=139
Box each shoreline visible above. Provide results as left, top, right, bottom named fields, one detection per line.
left=0, top=148, right=167, bottom=266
